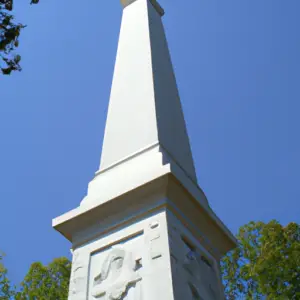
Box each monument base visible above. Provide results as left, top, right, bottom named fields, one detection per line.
left=53, top=172, right=235, bottom=300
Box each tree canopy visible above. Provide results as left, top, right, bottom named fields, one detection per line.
left=221, top=220, right=300, bottom=299
left=15, top=257, right=71, bottom=300
left=0, top=0, right=39, bottom=75
left=0, top=256, right=71, bottom=300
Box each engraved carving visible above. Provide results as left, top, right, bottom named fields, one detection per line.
left=149, top=221, right=159, bottom=229
left=169, top=226, right=183, bottom=261
left=148, top=221, right=162, bottom=260
left=169, top=226, right=219, bottom=299
left=92, top=246, right=142, bottom=299
left=150, top=235, right=162, bottom=259
left=183, top=252, right=218, bottom=298
left=70, top=251, right=86, bottom=296
left=188, top=282, right=202, bottom=300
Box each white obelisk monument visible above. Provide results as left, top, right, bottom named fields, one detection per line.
left=53, top=0, right=237, bottom=299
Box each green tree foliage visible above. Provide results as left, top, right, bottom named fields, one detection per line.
left=0, top=253, right=14, bottom=300
left=0, top=0, right=39, bottom=75
left=221, top=220, right=300, bottom=299
left=15, top=257, right=71, bottom=300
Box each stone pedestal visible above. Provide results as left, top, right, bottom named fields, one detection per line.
left=54, top=173, right=235, bottom=300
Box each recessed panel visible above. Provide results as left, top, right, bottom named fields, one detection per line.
left=88, top=232, right=144, bottom=300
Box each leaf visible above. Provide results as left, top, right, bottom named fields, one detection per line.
left=14, top=54, right=21, bottom=63
left=0, top=2, right=26, bottom=75
left=1, top=67, right=12, bottom=75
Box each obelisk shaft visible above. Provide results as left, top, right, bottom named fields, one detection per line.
left=99, top=0, right=197, bottom=182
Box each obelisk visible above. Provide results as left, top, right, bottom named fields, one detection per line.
left=53, top=0, right=237, bottom=299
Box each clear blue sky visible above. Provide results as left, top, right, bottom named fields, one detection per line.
left=1, top=0, right=299, bottom=284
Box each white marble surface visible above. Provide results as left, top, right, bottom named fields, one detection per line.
left=99, top=0, right=197, bottom=182
left=67, top=205, right=226, bottom=300
left=68, top=210, right=174, bottom=300
left=54, top=1, right=237, bottom=299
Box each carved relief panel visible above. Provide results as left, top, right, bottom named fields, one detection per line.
left=69, top=212, right=170, bottom=300
left=169, top=225, right=221, bottom=300
left=88, top=234, right=144, bottom=300
left=87, top=219, right=166, bottom=300
left=69, top=249, right=90, bottom=299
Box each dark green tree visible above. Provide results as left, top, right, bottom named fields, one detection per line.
left=0, top=0, right=39, bottom=75
left=221, top=220, right=300, bottom=299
